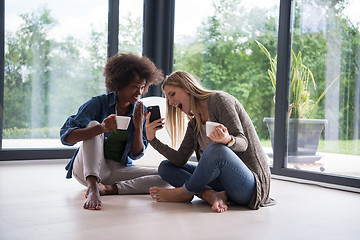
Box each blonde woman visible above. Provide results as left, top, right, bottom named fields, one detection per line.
left=146, top=71, right=275, bottom=212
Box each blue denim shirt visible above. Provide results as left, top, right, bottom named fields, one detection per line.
left=60, top=91, right=148, bottom=179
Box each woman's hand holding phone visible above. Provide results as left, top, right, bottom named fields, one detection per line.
left=145, top=106, right=164, bottom=141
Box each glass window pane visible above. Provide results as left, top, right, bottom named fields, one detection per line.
left=288, top=0, right=360, bottom=178
left=118, top=0, right=143, bottom=55
left=174, top=0, right=279, bottom=167
left=4, top=0, right=108, bottom=149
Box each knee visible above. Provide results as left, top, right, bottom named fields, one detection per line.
left=83, top=121, right=103, bottom=143
left=201, top=143, right=233, bottom=164
left=158, top=160, right=172, bottom=177
left=87, top=120, right=100, bottom=128
left=202, top=143, right=229, bottom=157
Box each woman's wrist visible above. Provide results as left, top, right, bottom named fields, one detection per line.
left=134, top=126, right=143, bottom=134
left=226, top=135, right=235, bottom=147
left=97, top=123, right=106, bottom=134
left=148, top=136, right=158, bottom=145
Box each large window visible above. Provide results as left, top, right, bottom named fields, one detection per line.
left=3, top=0, right=144, bottom=150
left=174, top=0, right=280, bottom=167
left=4, top=0, right=108, bottom=149
left=118, top=0, right=143, bottom=55
left=284, top=0, right=360, bottom=179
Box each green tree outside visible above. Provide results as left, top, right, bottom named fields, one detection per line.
left=3, top=7, right=141, bottom=139
left=173, top=0, right=360, bottom=141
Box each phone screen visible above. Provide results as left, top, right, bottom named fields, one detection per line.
left=148, top=105, right=161, bottom=123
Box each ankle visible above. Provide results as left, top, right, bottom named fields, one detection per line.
left=86, top=175, right=99, bottom=188
left=106, top=184, right=118, bottom=195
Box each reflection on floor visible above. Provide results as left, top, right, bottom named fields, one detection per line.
left=0, top=159, right=359, bottom=240
left=264, top=147, right=360, bottom=178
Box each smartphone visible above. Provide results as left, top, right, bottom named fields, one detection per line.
left=148, top=105, right=161, bottom=123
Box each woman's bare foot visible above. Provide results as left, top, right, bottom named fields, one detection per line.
left=83, top=176, right=102, bottom=210
left=83, top=182, right=117, bottom=210
left=98, top=183, right=118, bottom=195
left=201, top=189, right=228, bottom=213
left=85, top=183, right=117, bottom=197
left=149, top=186, right=194, bottom=202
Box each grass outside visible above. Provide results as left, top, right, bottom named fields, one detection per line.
left=260, top=139, right=360, bottom=155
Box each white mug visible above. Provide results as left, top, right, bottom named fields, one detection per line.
left=206, top=121, right=222, bottom=137
left=115, top=116, right=131, bottom=130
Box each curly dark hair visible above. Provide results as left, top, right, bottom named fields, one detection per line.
left=103, top=53, right=164, bottom=93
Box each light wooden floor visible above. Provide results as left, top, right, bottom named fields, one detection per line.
left=1, top=159, right=360, bottom=240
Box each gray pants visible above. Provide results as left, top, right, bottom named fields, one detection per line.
left=72, top=121, right=168, bottom=194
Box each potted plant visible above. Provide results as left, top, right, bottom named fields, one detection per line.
left=256, top=40, right=338, bottom=163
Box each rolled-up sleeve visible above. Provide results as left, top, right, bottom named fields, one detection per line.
left=59, top=96, right=104, bottom=146
left=60, top=126, right=78, bottom=146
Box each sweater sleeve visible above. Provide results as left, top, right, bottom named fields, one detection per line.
left=208, top=92, right=249, bottom=152
left=149, top=120, right=196, bottom=167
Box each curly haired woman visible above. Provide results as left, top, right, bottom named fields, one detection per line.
left=60, top=53, right=169, bottom=210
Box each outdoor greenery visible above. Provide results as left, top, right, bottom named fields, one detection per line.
left=3, top=126, right=59, bottom=139
left=317, top=140, right=360, bottom=155
left=4, top=7, right=106, bottom=134
left=4, top=7, right=141, bottom=139
left=261, top=139, right=360, bottom=155
left=256, top=40, right=339, bottom=119
left=3, top=0, right=360, bottom=146
left=173, top=0, right=359, bottom=141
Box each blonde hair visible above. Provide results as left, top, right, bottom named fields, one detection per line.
left=162, top=71, right=215, bottom=148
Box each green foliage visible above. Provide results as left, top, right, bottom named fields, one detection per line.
left=3, top=127, right=59, bottom=139
left=317, top=140, right=360, bottom=155
left=261, top=139, right=360, bottom=155
left=256, top=40, right=338, bottom=119
left=118, top=13, right=142, bottom=55
left=174, top=0, right=278, bottom=139
left=4, top=8, right=55, bottom=129
left=174, top=42, right=204, bottom=78
left=3, top=6, right=141, bottom=140
left=3, top=0, right=360, bottom=143
left=173, top=0, right=359, bottom=141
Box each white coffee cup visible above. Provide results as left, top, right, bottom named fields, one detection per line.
left=115, top=116, right=131, bottom=130
left=206, top=121, right=222, bottom=137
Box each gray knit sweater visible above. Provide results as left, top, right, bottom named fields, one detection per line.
left=149, top=91, right=275, bottom=209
